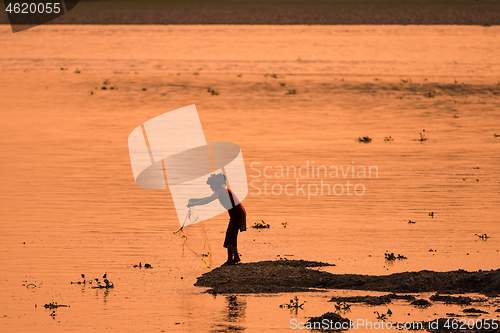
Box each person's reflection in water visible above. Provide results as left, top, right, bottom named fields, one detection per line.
left=212, top=295, right=246, bottom=332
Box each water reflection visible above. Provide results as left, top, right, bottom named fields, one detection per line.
left=212, top=295, right=246, bottom=332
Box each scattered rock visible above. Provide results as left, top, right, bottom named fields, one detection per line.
left=430, top=293, right=486, bottom=305
left=410, top=299, right=432, bottom=307
left=329, top=293, right=416, bottom=306
left=307, top=312, right=351, bottom=331
left=463, top=308, right=488, bottom=314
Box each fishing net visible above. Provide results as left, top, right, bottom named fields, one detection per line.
left=174, top=208, right=213, bottom=268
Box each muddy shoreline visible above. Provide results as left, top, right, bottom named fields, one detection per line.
left=194, top=260, right=500, bottom=295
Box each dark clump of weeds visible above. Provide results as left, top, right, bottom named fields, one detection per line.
left=475, top=233, right=490, bottom=240
left=494, top=133, right=500, bottom=137
left=44, top=302, right=69, bottom=317
left=358, top=136, right=372, bottom=143
left=412, top=129, right=428, bottom=142
left=280, top=296, right=305, bottom=309
left=252, top=220, right=270, bottom=229
left=207, top=87, right=219, bottom=96
left=71, top=273, right=114, bottom=289
left=285, top=89, right=296, bottom=95
left=133, top=262, right=153, bottom=269
left=374, top=309, right=392, bottom=320
left=385, top=252, right=407, bottom=261
left=384, top=136, right=394, bottom=142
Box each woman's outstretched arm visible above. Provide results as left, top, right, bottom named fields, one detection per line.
left=187, top=192, right=218, bottom=207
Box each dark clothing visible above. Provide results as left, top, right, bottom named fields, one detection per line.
left=215, top=188, right=246, bottom=248
left=223, top=203, right=246, bottom=248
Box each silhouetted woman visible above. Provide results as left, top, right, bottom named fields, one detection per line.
left=187, top=173, right=246, bottom=265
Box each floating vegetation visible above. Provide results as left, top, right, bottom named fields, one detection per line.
left=99, top=79, right=117, bottom=91
left=132, top=262, right=152, bottom=269
left=374, top=309, right=392, bottom=321
left=384, top=136, right=394, bottom=141
left=334, top=301, right=351, bottom=312
left=71, top=273, right=114, bottom=289
left=453, top=115, right=459, bottom=118
left=401, top=78, right=412, bottom=83
left=408, top=220, right=416, bottom=224
left=494, top=133, right=500, bottom=137
left=207, top=87, right=219, bottom=95
left=475, top=233, right=490, bottom=240
left=428, top=212, right=434, bottom=217
left=44, top=302, right=69, bottom=309
left=384, top=253, right=407, bottom=261
left=74, top=69, right=80, bottom=74
left=252, top=220, right=270, bottom=229
left=281, top=222, right=288, bottom=228
left=412, top=129, right=428, bottom=142
left=279, top=82, right=286, bottom=86
left=424, top=91, right=435, bottom=98
left=358, top=136, right=372, bottom=143
left=285, top=89, right=296, bottom=95
left=264, top=73, right=278, bottom=79
left=280, top=296, right=305, bottom=309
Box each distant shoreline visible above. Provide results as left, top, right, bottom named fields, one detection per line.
left=1, top=0, right=499, bottom=26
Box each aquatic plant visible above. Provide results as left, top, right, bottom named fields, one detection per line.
left=413, top=129, right=428, bottom=142
left=285, top=89, right=296, bottom=95
left=494, top=133, right=500, bottom=137
left=384, top=253, right=407, bottom=261
left=281, top=222, right=288, bottom=228
left=144, top=263, right=153, bottom=269
left=408, top=220, right=416, bottom=224
left=44, top=302, right=69, bottom=317
left=384, top=136, right=394, bottom=142
left=475, top=234, right=490, bottom=240
left=374, top=309, right=392, bottom=321
left=280, top=296, right=305, bottom=309
left=401, top=78, right=411, bottom=83
left=252, top=220, right=270, bottom=229
left=71, top=273, right=114, bottom=289
left=44, top=302, right=69, bottom=309
left=334, top=301, right=351, bottom=312
left=207, top=87, right=219, bottom=96
left=358, top=136, right=372, bottom=143
left=428, top=212, right=434, bottom=217
left=279, top=82, right=286, bottom=86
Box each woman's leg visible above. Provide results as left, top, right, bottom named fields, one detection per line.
left=233, top=247, right=240, bottom=263
left=227, top=244, right=235, bottom=263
